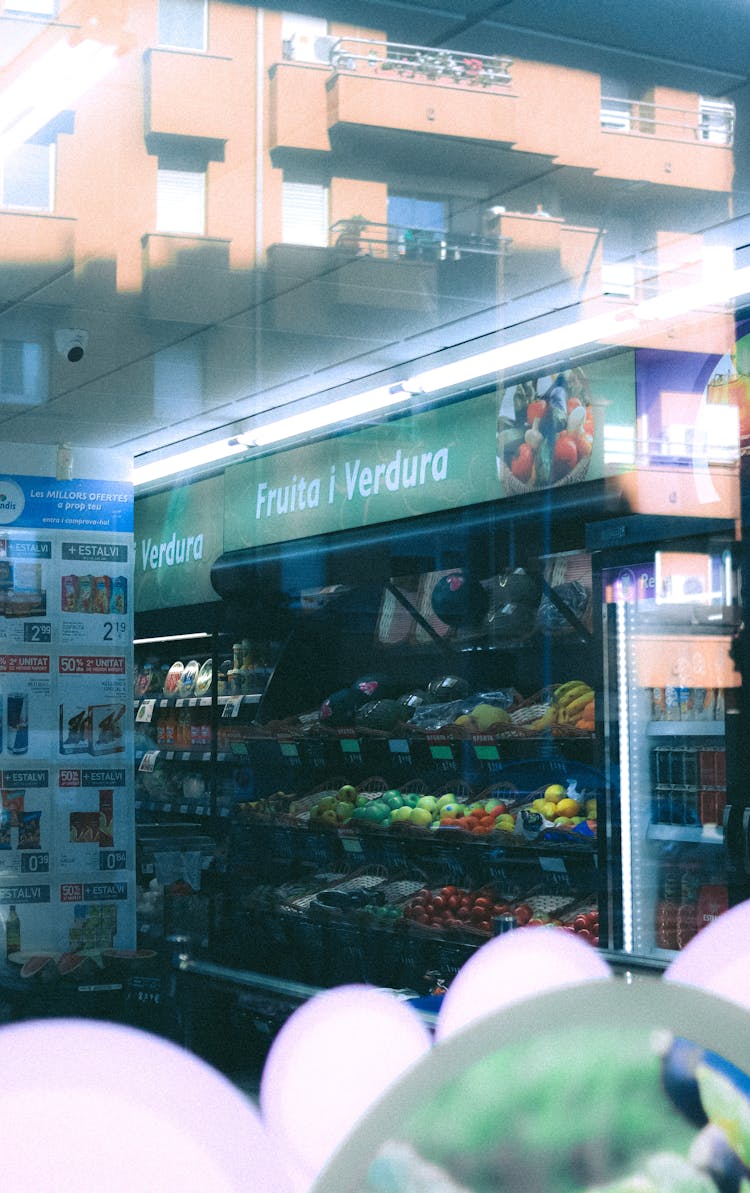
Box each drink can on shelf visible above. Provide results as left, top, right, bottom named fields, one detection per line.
left=682, top=787, right=700, bottom=827
left=694, top=688, right=714, bottom=720
left=651, top=688, right=666, bottom=720
left=677, top=687, right=694, bottom=719
left=664, top=686, right=681, bottom=721
left=698, top=749, right=716, bottom=787
left=652, top=785, right=671, bottom=823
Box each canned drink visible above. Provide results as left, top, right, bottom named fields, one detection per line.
left=677, top=687, right=694, bottom=719
left=492, top=914, right=517, bottom=935
left=715, top=748, right=727, bottom=786
left=653, top=747, right=671, bottom=785
left=664, top=686, right=681, bottom=721
left=694, top=688, right=713, bottom=720
left=682, top=747, right=698, bottom=787
left=683, top=787, right=700, bottom=827
left=698, top=749, right=716, bottom=787
left=6, top=693, right=28, bottom=755
left=652, top=688, right=666, bottom=721
left=653, top=785, right=671, bottom=824
left=111, top=576, right=127, bottom=614
left=699, top=789, right=720, bottom=826
left=714, top=689, right=726, bottom=720
left=668, top=786, right=685, bottom=825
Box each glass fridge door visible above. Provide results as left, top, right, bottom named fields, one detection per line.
left=604, top=542, right=740, bottom=963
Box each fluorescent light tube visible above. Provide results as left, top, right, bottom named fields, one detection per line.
left=133, top=632, right=211, bottom=645
left=133, top=437, right=247, bottom=487
left=246, top=383, right=409, bottom=447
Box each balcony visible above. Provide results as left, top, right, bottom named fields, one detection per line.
left=145, top=48, right=233, bottom=144
left=0, top=211, right=76, bottom=305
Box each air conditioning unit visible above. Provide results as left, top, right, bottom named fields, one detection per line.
left=313, top=36, right=339, bottom=64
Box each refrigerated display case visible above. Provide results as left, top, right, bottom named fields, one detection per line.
left=594, top=524, right=743, bottom=965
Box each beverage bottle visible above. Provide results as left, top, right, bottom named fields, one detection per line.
left=654, top=863, right=680, bottom=950
left=676, top=862, right=701, bottom=949
left=6, top=905, right=20, bottom=957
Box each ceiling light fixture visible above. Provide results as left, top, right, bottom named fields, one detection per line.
left=132, top=437, right=247, bottom=487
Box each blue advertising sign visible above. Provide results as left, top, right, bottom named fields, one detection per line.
left=0, top=476, right=133, bottom=533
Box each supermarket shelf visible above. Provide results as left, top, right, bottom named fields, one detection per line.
left=647, top=721, right=724, bottom=736
left=646, top=822, right=724, bottom=844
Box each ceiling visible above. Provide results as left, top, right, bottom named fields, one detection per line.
left=2, top=0, right=750, bottom=480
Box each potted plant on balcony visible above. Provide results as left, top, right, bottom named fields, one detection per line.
left=335, top=215, right=369, bottom=255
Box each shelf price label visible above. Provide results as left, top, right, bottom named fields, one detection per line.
left=99, top=850, right=127, bottom=871
left=138, top=751, right=159, bottom=772
left=279, top=742, right=299, bottom=759
left=473, top=743, right=500, bottom=762
left=136, top=699, right=156, bottom=723
left=429, top=743, right=454, bottom=761
left=340, top=738, right=362, bottom=759
left=23, top=622, right=52, bottom=644
left=101, top=619, right=128, bottom=644
left=20, top=852, right=50, bottom=874
left=389, top=739, right=412, bottom=766
left=222, top=696, right=243, bottom=719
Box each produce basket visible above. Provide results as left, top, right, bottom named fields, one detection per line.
left=499, top=451, right=591, bottom=498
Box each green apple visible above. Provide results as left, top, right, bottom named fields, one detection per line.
left=391, top=805, right=412, bottom=822
left=417, top=796, right=438, bottom=813
left=383, top=791, right=404, bottom=810
left=318, top=795, right=337, bottom=811
left=439, top=803, right=464, bottom=818
left=338, top=785, right=357, bottom=802
left=403, top=793, right=421, bottom=808
left=436, top=793, right=456, bottom=809
left=335, top=802, right=354, bottom=821
left=409, top=807, right=433, bottom=828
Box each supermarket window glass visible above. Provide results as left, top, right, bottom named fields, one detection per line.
left=282, top=179, right=329, bottom=246
left=1, top=140, right=54, bottom=211
left=158, top=0, right=207, bottom=51
left=156, top=167, right=206, bottom=234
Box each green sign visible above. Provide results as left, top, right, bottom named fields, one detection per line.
left=134, top=475, right=223, bottom=610
left=224, top=352, right=635, bottom=552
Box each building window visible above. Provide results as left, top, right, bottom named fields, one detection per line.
left=4, top=1, right=57, bottom=13
left=158, top=0, right=207, bottom=51
left=282, top=181, right=329, bottom=246
left=0, top=340, right=44, bottom=406
left=699, top=98, right=735, bottom=145
left=1, top=140, right=54, bottom=211
left=156, top=168, right=206, bottom=234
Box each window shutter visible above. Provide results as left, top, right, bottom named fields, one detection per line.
left=156, top=169, right=205, bottom=235
left=282, top=182, right=329, bottom=247
left=2, top=142, right=53, bottom=211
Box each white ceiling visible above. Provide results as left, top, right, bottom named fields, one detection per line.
left=2, top=0, right=750, bottom=476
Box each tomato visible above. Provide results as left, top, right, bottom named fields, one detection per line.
left=416, top=888, right=432, bottom=901
left=471, top=906, right=487, bottom=923
left=479, top=920, right=493, bottom=934
left=526, top=399, right=547, bottom=423
left=514, top=903, right=533, bottom=925
left=432, top=896, right=446, bottom=912
left=554, top=434, right=578, bottom=470
left=511, top=445, right=534, bottom=483
left=447, top=895, right=460, bottom=911
left=489, top=803, right=508, bottom=816
left=441, top=886, right=458, bottom=898
left=567, top=396, right=582, bottom=413
left=472, top=896, right=491, bottom=911
left=573, top=915, right=589, bottom=932
left=576, top=431, right=593, bottom=459
left=456, top=907, right=472, bottom=921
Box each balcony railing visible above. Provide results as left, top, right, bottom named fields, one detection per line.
left=329, top=219, right=510, bottom=260
left=600, top=96, right=734, bottom=146
left=319, top=38, right=513, bottom=92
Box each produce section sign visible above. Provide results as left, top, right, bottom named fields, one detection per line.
left=224, top=353, right=636, bottom=551
left=0, top=470, right=136, bottom=957
left=134, top=475, right=223, bottom=610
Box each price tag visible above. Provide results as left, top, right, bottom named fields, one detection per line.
left=199, top=697, right=212, bottom=707
left=136, top=699, right=156, bottom=723
left=340, top=738, right=361, bottom=755
left=101, top=618, right=129, bottom=644
left=223, top=696, right=243, bottom=719
left=389, top=739, right=410, bottom=755
left=179, top=804, right=188, bottom=814
left=474, top=743, right=500, bottom=761
left=138, top=751, right=159, bottom=772
left=162, top=803, right=172, bottom=813
left=23, top=622, right=52, bottom=643
left=195, top=806, right=205, bottom=817
left=20, top=851, right=50, bottom=874
left=279, top=742, right=299, bottom=759
left=539, top=856, right=567, bottom=874
left=231, top=742, right=248, bottom=756
left=429, top=744, right=453, bottom=761
left=99, top=850, right=127, bottom=871
left=340, top=834, right=363, bottom=853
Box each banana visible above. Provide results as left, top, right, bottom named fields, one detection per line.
left=564, top=691, right=595, bottom=720
left=554, top=680, right=590, bottom=704
left=528, top=705, right=556, bottom=731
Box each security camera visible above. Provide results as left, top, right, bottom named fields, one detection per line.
left=55, top=329, right=89, bottom=363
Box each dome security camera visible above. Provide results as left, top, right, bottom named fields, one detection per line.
left=54, top=329, right=89, bottom=363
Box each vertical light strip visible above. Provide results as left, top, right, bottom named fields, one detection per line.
left=616, top=598, right=634, bottom=953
